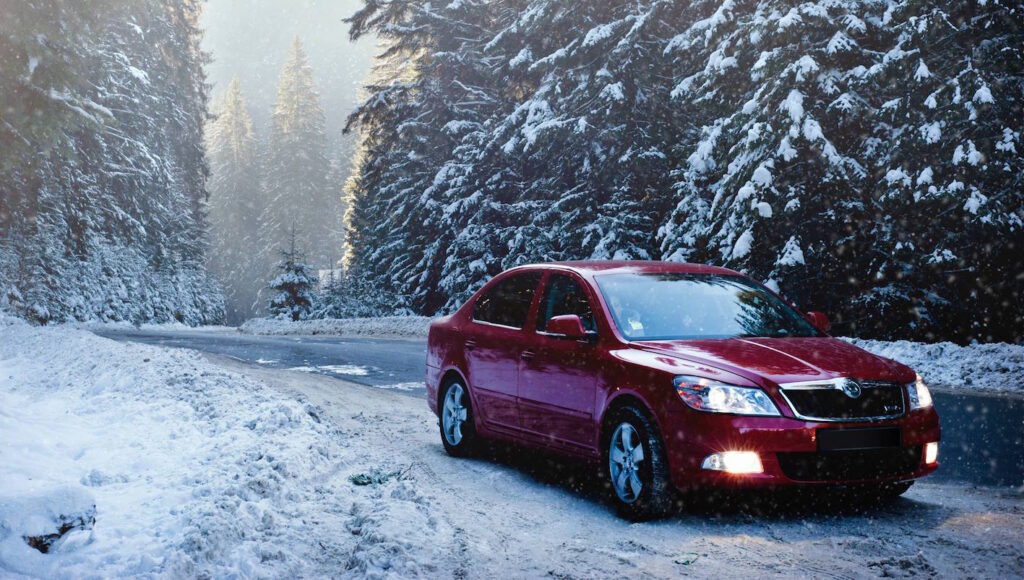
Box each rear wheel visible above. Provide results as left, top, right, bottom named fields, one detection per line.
left=439, top=381, right=478, bottom=456
left=603, top=405, right=674, bottom=520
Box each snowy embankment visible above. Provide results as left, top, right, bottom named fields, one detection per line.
left=846, top=338, right=1024, bottom=394
left=0, top=316, right=358, bottom=577
left=239, top=315, right=433, bottom=339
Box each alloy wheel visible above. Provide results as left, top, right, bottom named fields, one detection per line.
left=609, top=422, right=645, bottom=503
left=442, top=383, right=468, bottom=446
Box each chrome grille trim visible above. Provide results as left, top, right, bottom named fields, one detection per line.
left=777, top=378, right=907, bottom=422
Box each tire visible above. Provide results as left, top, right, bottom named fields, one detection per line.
left=602, top=405, right=674, bottom=521
left=439, top=380, right=478, bottom=457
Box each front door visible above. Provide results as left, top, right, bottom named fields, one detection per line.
left=464, top=271, right=542, bottom=432
left=518, top=272, right=603, bottom=452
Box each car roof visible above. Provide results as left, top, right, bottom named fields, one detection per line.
left=511, top=260, right=743, bottom=277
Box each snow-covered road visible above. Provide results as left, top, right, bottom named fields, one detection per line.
left=2, top=321, right=1022, bottom=577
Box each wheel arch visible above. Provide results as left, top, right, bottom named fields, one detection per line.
left=438, top=367, right=475, bottom=415
left=599, top=392, right=661, bottom=442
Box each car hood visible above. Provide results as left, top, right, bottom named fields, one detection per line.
left=630, top=337, right=914, bottom=386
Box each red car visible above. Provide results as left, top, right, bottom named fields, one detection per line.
left=426, top=261, right=940, bottom=519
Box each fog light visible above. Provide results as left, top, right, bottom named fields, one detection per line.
left=925, top=442, right=938, bottom=465
left=702, top=451, right=763, bottom=474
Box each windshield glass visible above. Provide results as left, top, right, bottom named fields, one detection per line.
left=594, top=273, right=821, bottom=341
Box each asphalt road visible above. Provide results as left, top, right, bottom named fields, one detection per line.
left=91, top=327, right=429, bottom=391
left=94, top=327, right=1023, bottom=488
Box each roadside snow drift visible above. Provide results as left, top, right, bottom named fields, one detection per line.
left=847, top=338, right=1024, bottom=393
left=0, top=317, right=356, bottom=577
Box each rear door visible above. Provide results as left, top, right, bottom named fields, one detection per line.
left=518, top=272, right=603, bottom=452
left=464, top=271, right=542, bottom=432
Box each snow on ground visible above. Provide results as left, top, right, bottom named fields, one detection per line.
left=847, top=338, right=1024, bottom=394
left=2, top=316, right=1021, bottom=577
left=0, top=319, right=358, bottom=577
left=239, top=316, right=433, bottom=339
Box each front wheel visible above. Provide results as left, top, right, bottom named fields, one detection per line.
left=603, top=405, right=674, bottom=520
left=439, top=381, right=478, bottom=457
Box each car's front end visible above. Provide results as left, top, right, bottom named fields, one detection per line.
left=660, top=372, right=940, bottom=491
left=590, top=267, right=941, bottom=495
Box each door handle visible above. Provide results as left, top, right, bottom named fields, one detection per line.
left=465, top=339, right=477, bottom=351
left=520, top=350, right=535, bottom=360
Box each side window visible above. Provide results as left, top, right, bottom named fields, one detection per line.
left=537, top=274, right=597, bottom=333
left=472, top=272, right=542, bottom=329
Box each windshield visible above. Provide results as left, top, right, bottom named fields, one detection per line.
left=594, top=273, right=821, bottom=341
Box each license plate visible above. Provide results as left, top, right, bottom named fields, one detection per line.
left=817, top=427, right=901, bottom=452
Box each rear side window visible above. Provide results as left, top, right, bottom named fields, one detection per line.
left=537, top=274, right=597, bottom=333
left=472, top=272, right=542, bottom=329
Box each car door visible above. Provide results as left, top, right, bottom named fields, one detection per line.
left=464, top=271, right=542, bottom=433
left=518, top=272, right=603, bottom=452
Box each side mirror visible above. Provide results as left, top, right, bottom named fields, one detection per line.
left=546, top=315, right=588, bottom=340
left=806, top=311, right=831, bottom=333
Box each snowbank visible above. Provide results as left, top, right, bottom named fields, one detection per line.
left=0, top=320, right=357, bottom=576
left=240, top=316, right=434, bottom=339
left=846, top=338, right=1024, bottom=394
left=75, top=320, right=237, bottom=333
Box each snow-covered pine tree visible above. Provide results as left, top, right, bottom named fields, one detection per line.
left=0, top=0, right=224, bottom=325
left=659, top=0, right=882, bottom=323
left=342, top=0, right=1022, bottom=342
left=207, top=77, right=265, bottom=323
left=658, top=0, right=1023, bottom=341
left=0, top=0, right=116, bottom=176
left=856, top=1, right=1024, bottom=341
left=267, top=226, right=318, bottom=321
left=345, top=0, right=503, bottom=314
left=261, top=37, right=340, bottom=271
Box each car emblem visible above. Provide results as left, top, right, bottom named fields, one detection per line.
left=838, top=378, right=862, bottom=399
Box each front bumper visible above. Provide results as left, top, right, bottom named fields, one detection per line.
left=662, top=406, right=941, bottom=490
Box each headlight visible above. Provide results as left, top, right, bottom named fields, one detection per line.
left=906, top=374, right=933, bottom=410
left=673, top=375, right=780, bottom=416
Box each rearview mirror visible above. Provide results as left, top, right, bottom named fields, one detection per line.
left=806, top=311, right=831, bottom=333
left=546, top=315, right=588, bottom=340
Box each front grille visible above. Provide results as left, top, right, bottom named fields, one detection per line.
left=778, top=447, right=922, bottom=482
left=780, top=380, right=905, bottom=421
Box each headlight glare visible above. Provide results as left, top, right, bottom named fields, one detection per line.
left=906, top=375, right=933, bottom=410
left=674, top=375, right=780, bottom=416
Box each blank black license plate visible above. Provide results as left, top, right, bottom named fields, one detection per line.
left=817, top=427, right=901, bottom=451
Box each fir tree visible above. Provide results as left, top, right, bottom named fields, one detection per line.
left=207, top=77, right=265, bottom=323
left=261, top=36, right=340, bottom=270
left=267, top=226, right=318, bottom=321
